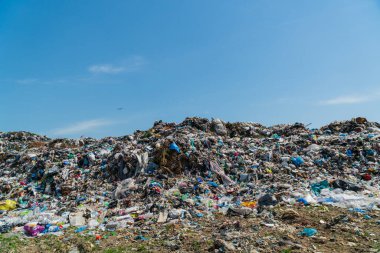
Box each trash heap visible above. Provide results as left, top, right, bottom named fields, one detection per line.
left=0, top=117, right=379, bottom=237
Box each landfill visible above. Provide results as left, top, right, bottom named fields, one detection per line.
left=0, top=117, right=380, bottom=252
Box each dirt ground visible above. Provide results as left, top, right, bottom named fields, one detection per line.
left=1, top=205, right=379, bottom=253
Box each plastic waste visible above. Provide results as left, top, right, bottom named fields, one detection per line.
left=331, top=180, right=361, bottom=192
left=299, top=228, right=317, bottom=237
left=169, top=142, right=180, bottom=153
left=258, top=194, right=277, bottom=206
left=0, top=200, right=17, bottom=211
left=75, top=226, right=88, bottom=233
left=311, top=180, right=329, bottom=196
left=24, top=224, right=45, bottom=236
left=291, top=156, right=304, bottom=167
left=241, top=201, right=256, bottom=208
left=135, top=235, right=148, bottom=241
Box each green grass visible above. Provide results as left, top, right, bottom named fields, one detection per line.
left=0, top=234, right=25, bottom=253
left=191, top=240, right=202, bottom=252
left=103, top=247, right=127, bottom=253
left=372, top=242, right=380, bottom=252
left=102, top=245, right=150, bottom=253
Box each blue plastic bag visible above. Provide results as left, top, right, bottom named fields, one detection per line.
left=291, top=156, right=304, bottom=167
left=207, top=181, right=219, bottom=188
left=169, top=142, right=181, bottom=153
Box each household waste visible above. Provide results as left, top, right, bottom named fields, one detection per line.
left=0, top=117, right=380, bottom=238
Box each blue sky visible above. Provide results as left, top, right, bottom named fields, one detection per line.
left=1, top=1, right=380, bottom=138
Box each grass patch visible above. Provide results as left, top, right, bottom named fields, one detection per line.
left=0, top=234, right=25, bottom=253
left=191, top=240, right=202, bottom=252
left=103, top=246, right=127, bottom=253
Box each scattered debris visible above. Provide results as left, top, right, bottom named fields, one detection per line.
left=0, top=117, right=380, bottom=251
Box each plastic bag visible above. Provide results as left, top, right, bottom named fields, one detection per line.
left=0, top=200, right=17, bottom=211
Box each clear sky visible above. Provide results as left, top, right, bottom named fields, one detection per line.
left=1, top=1, right=380, bottom=138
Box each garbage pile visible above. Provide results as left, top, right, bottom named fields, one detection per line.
left=0, top=117, right=379, bottom=238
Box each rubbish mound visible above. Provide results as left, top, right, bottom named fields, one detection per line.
left=0, top=116, right=380, bottom=243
